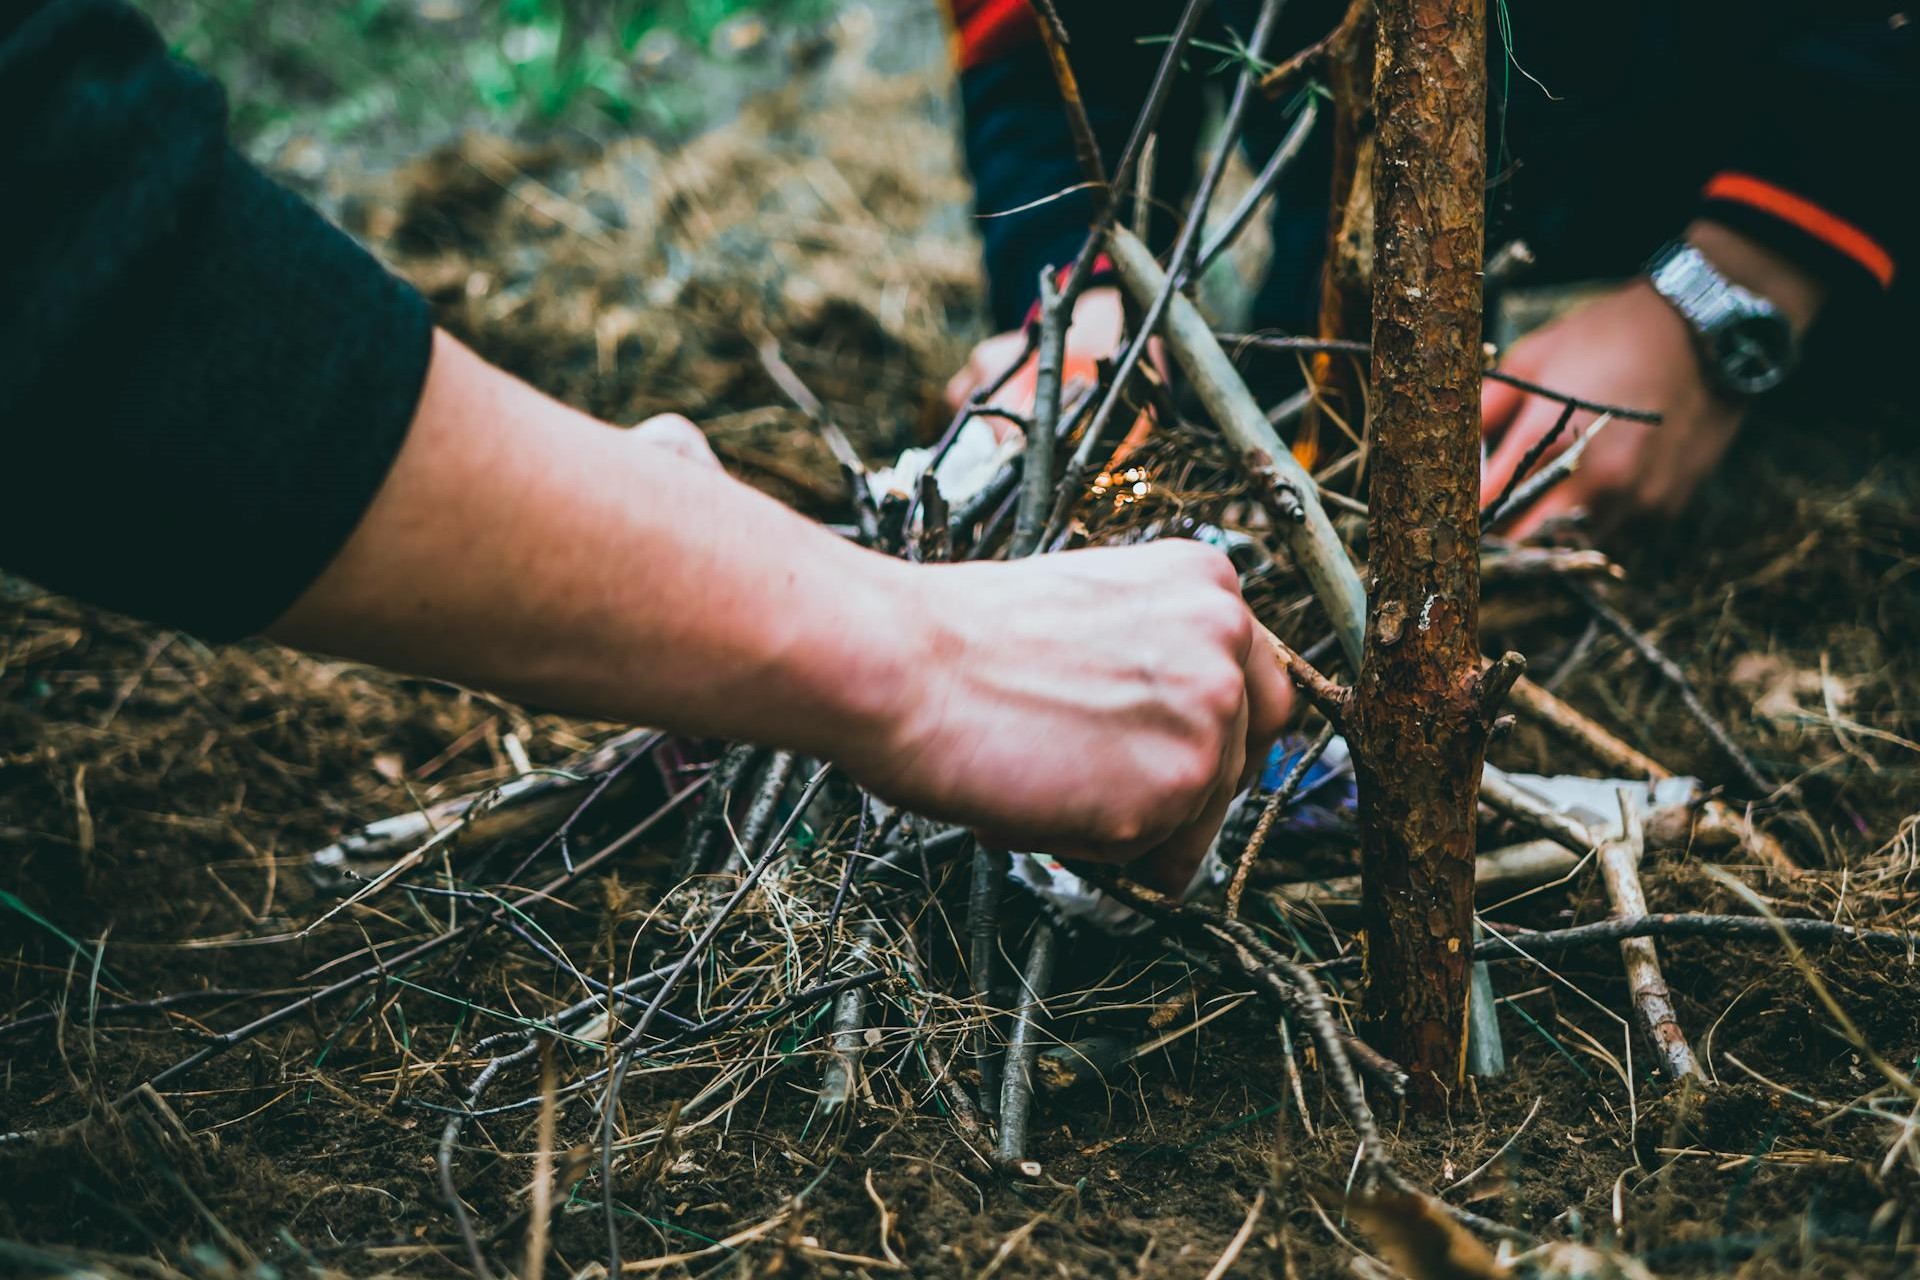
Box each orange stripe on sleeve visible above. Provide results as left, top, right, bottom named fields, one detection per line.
left=950, top=0, right=1038, bottom=70
left=1703, top=172, right=1896, bottom=289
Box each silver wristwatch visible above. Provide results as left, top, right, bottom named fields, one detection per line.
left=1645, top=240, right=1800, bottom=397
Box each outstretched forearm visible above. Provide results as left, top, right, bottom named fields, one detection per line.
left=272, top=331, right=915, bottom=761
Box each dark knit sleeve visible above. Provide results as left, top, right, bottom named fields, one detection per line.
left=1693, top=16, right=1917, bottom=297
left=952, top=2, right=1205, bottom=330
left=0, top=0, right=432, bottom=640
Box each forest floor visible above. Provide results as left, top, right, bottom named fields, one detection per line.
left=4, top=3, right=1920, bottom=1277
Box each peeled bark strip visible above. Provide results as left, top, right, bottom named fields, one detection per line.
left=1350, top=0, right=1490, bottom=1109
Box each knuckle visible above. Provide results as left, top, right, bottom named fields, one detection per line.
left=1097, top=809, right=1147, bottom=847
left=1167, top=750, right=1219, bottom=804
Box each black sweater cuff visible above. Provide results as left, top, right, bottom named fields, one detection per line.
left=1, top=0, right=432, bottom=640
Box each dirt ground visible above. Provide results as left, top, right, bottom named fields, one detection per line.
left=5, top=4, right=1920, bottom=1277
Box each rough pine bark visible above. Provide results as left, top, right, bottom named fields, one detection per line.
left=1350, top=0, right=1493, bottom=1110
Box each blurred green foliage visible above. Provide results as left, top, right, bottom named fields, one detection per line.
left=138, top=0, right=835, bottom=148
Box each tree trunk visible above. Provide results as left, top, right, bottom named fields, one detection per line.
left=1350, top=0, right=1490, bottom=1111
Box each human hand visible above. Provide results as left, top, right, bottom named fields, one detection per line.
left=841, top=540, right=1296, bottom=892
left=1481, top=222, right=1824, bottom=539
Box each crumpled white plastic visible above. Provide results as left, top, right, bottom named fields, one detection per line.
left=866, top=415, right=1021, bottom=508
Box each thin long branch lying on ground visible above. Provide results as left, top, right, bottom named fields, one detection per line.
left=1595, top=791, right=1702, bottom=1081
left=1311, top=914, right=1916, bottom=975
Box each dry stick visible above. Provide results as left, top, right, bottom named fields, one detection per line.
left=1272, top=839, right=1580, bottom=915
left=995, top=922, right=1059, bottom=1170
left=525, top=1039, right=558, bottom=1280
left=1565, top=580, right=1774, bottom=799
left=969, top=268, right=1072, bottom=1125
left=1482, top=412, right=1617, bottom=530
left=1109, top=227, right=1367, bottom=668
left=677, top=744, right=761, bottom=879
left=968, top=845, right=1007, bottom=1117
left=1479, top=546, right=1623, bottom=586
left=1227, top=722, right=1338, bottom=920
left=1478, top=765, right=1599, bottom=856
left=1481, top=367, right=1664, bottom=422
left=916, top=471, right=951, bottom=564
left=0, top=987, right=284, bottom=1040
left=1196, top=96, right=1321, bottom=276
left=1258, top=0, right=1368, bottom=98
left=1314, top=912, right=1915, bottom=978
left=1479, top=401, right=1577, bottom=527
left=1221, top=334, right=1664, bottom=423
left=600, top=765, right=833, bottom=1276
left=817, top=930, right=875, bottom=1114
left=309, top=727, right=662, bottom=876
left=1011, top=268, right=1068, bottom=559
left=723, top=751, right=797, bottom=873
left=1597, top=791, right=1702, bottom=1082
left=1474, top=912, right=1915, bottom=960
left=1501, top=672, right=1799, bottom=876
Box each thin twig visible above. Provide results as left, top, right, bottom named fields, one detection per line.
left=756, top=337, right=880, bottom=543
left=1597, top=791, right=1702, bottom=1081
left=1220, top=333, right=1662, bottom=423
left=1197, top=96, right=1320, bottom=274
left=1227, top=723, right=1337, bottom=919
left=1566, top=580, right=1773, bottom=798
left=996, top=922, right=1059, bottom=1169
left=969, top=845, right=1007, bottom=1117
left=1012, top=268, right=1067, bottom=559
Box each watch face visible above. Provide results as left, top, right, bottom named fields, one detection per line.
left=1710, top=312, right=1795, bottom=396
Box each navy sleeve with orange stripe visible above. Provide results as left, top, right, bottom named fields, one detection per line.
left=941, top=1, right=1207, bottom=329
left=1693, top=16, right=1916, bottom=296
